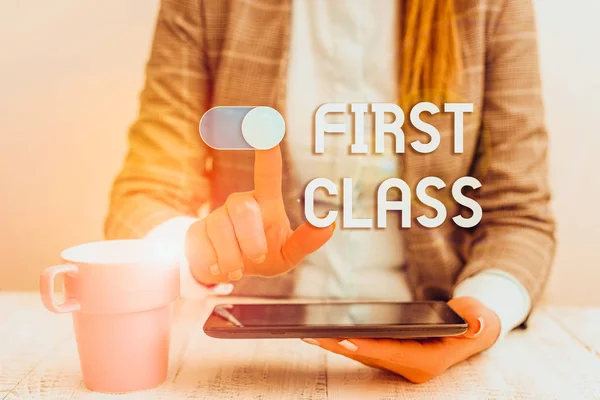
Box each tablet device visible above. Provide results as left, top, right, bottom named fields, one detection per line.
left=203, top=301, right=468, bottom=339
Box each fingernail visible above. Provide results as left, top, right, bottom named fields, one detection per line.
left=212, top=283, right=234, bottom=295
left=301, top=338, right=320, bottom=346
left=465, top=317, right=485, bottom=338
left=252, top=254, right=266, bottom=264
left=338, top=340, right=358, bottom=352
left=209, top=264, right=221, bottom=275
left=228, top=269, right=243, bottom=281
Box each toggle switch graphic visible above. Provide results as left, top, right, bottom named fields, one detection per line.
left=199, top=106, right=286, bottom=150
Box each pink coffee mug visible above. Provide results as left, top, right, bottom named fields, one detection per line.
left=40, top=239, right=180, bottom=393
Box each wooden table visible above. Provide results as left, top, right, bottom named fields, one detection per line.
left=1, top=293, right=599, bottom=399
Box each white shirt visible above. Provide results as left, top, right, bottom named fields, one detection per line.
left=285, top=0, right=407, bottom=300
left=146, top=0, right=531, bottom=340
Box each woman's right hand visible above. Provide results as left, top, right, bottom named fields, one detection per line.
left=184, top=145, right=335, bottom=284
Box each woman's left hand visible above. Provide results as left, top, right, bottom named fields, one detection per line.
left=301, top=296, right=501, bottom=383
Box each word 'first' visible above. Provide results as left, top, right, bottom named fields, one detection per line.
left=315, top=102, right=473, bottom=154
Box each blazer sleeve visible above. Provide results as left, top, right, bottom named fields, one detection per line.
left=105, top=0, right=211, bottom=239
left=454, top=0, right=556, bottom=306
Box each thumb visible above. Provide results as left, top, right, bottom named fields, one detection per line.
left=448, top=296, right=498, bottom=340
left=281, top=222, right=335, bottom=267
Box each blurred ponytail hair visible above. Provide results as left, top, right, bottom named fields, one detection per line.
left=400, top=0, right=462, bottom=105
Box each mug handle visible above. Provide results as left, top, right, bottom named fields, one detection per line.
left=40, top=264, right=81, bottom=313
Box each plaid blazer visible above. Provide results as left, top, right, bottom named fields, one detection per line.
left=105, top=0, right=555, bottom=306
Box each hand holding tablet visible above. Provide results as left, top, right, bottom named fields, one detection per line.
left=204, top=297, right=500, bottom=384
left=305, top=297, right=501, bottom=384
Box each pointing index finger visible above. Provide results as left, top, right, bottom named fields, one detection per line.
left=241, top=106, right=285, bottom=203
left=254, top=145, right=283, bottom=203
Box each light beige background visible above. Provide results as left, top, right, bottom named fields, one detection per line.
left=1, top=1, right=598, bottom=305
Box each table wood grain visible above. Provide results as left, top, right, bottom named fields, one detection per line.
left=547, top=307, right=600, bottom=356
left=0, top=293, right=599, bottom=399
